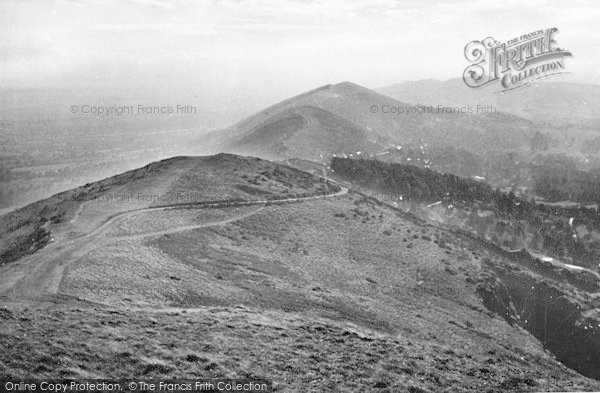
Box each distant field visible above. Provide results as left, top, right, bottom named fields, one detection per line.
left=0, top=123, right=209, bottom=211
left=0, top=87, right=240, bottom=211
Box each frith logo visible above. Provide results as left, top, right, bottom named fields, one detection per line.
left=463, top=28, right=572, bottom=91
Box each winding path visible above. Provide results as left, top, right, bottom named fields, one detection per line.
left=0, top=186, right=348, bottom=301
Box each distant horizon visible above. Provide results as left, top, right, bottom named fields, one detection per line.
left=3, top=0, right=599, bottom=103
left=1, top=74, right=599, bottom=135
left=4, top=75, right=600, bottom=92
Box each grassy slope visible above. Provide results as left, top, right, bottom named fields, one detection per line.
left=225, top=106, right=387, bottom=161
left=0, top=154, right=338, bottom=266
left=2, top=194, right=594, bottom=391
left=1, top=154, right=599, bottom=391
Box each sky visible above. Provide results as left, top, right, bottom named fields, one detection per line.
left=1, top=0, right=599, bottom=104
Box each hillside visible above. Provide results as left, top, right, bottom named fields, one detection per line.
left=1, top=153, right=599, bottom=391
left=205, top=82, right=545, bottom=162
left=328, top=157, right=600, bottom=379
left=225, top=105, right=387, bottom=161
left=199, top=81, right=600, bottom=196
left=375, top=80, right=600, bottom=192
left=330, top=157, right=600, bottom=270
left=0, top=154, right=338, bottom=267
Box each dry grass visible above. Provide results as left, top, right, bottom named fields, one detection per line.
left=38, top=194, right=600, bottom=391
left=1, top=301, right=594, bottom=392
left=1, top=154, right=599, bottom=391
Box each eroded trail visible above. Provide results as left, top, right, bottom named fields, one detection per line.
left=0, top=187, right=348, bottom=301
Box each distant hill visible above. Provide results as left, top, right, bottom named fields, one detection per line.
left=226, top=105, right=387, bottom=161
left=376, top=79, right=600, bottom=128
left=200, top=81, right=600, bottom=196
left=204, top=81, right=546, bottom=161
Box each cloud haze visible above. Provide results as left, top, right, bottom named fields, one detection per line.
left=1, top=0, right=598, bottom=102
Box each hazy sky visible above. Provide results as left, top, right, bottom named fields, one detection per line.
left=1, top=0, right=599, bottom=102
